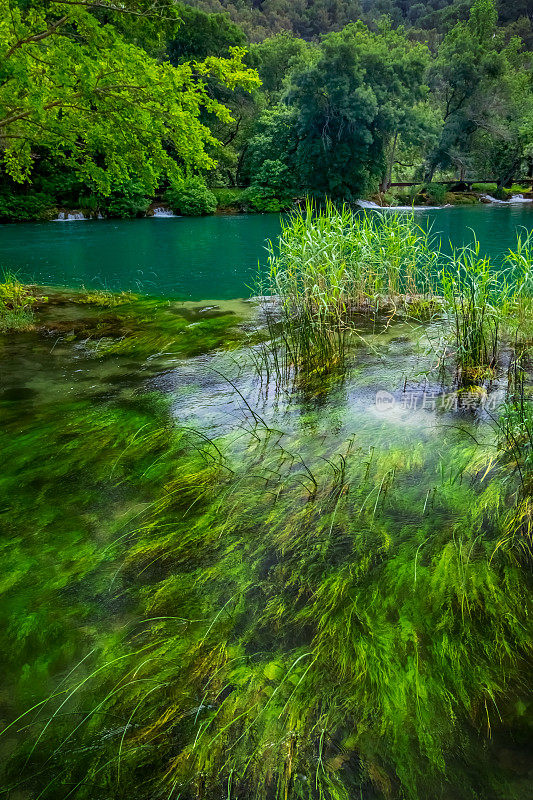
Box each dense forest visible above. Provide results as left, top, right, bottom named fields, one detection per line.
left=0, top=0, right=532, bottom=220
left=183, top=0, right=533, bottom=44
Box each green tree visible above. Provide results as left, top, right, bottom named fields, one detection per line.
left=284, top=22, right=430, bottom=199
left=469, top=52, right=533, bottom=187
left=166, top=3, right=246, bottom=63
left=426, top=0, right=509, bottom=180
left=249, top=32, right=314, bottom=97
left=0, top=0, right=259, bottom=194
left=243, top=103, right=300, bottom=197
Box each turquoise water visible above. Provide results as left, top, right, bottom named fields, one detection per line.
left=0, top=204, right=532, bottom=299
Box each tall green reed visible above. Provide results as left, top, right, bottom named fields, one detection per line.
left=505, top=227, right=533, bottom=339
left=439, top=241, right=512, bottom=384
left=255, top=202, right=532, bottom=397
left=258, top=201, right=439, bottom=385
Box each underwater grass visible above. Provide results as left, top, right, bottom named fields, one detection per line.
left=1, top=237, right=532, bottom=800
left=3, top=411, right=532, bottom=800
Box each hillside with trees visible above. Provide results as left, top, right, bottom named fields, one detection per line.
left=182, top=0, right=533, bottom=44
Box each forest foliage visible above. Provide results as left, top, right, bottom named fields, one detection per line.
left=0, top=0, right=532, bottom=218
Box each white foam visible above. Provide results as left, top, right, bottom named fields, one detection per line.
left=481, top=194, right=533, bottom=204
left=355, top=199, right=382, bottom=209
left=54, top=211, right=87, bottom=221
left=355, top=200, right=446, bottom=211
left=152, top=206, right=176, bottom=217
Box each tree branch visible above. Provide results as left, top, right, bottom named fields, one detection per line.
left=5, top=15, right=69, bottom=59
left=53, top=1, right=176, bottom=19
left=0, top=99, right=68, bottom=128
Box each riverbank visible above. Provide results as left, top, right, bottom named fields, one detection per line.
left=2, top=183, right=533, bottom=224
left=372, top=182, right=533, bottom=209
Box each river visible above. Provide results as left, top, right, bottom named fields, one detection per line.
left=0, top=203, right=532, bottom=299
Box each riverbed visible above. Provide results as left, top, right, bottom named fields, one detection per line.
left=0, top=206, right=531, bottom=800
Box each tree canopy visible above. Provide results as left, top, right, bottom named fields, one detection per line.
left=0, top=0, right=259, bottom=193
left=181, top=0, right=533, bottom=45
left=1, top=0, right=532, bottom=216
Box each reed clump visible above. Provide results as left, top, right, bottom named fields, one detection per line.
left=439, top=241, right=512, bottom=385
left=257, top=207, right=532, bottom=392
left=259, top=201, right=439, bottom=385
left=505, top=228, right=533, bottom=337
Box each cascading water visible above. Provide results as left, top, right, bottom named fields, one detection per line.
left=355, top=199, right=382, bottom=209
left=152, top=206, right=176, bottom=217
left=54, top=211, right=87, bottom=221
left=481, top=193, right=533, bottom=204
left=356, top=199, right=447, bottom=211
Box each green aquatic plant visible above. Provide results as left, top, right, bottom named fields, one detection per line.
left=505, top=228, right=533, bottom=340
left=0, top=286, right=246, bottom=361
left=1, top=271, right=533, bottom=800
left=78, top=288, right=137, bottom=307
left=498, top=398, right=533, bottom=490
left=258, top=201, right=439, bottom=385
left=255, top=206, right=532, bottom=393
left=0, top=271, right=47, bottom=331
left=440, top=241, right=512, bottom=385
left=497, top=343, right=533, bottom=497
left=4, top=412, right=531, bottom=800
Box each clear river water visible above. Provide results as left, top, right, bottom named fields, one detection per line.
left=0, top=203, right=532, bottom=800
left=0, top=203, right=532, bottom=299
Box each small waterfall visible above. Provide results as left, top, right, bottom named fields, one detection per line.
left=507, top=194, right=532, bottom=203
left=356, top=199, right=446, bottom=211
left=355, top=199, right=382, bottom=209
left=54, top=211, right=87, bottom=221
left=152, top=206, right=176, bottom=217
left=382, top=204, right=448, bottom=211
left=481, top=193, right=533, bottom=204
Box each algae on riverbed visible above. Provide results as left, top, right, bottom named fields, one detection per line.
left=0, top=226, right=531, bottom=800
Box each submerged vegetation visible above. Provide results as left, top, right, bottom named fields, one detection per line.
left=1, top=0, right=532, bottom=794
left=0, top=206, right=532, bottom=800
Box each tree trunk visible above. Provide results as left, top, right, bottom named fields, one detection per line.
left=497, top=161, right=519, bottom=189
left=235, top=144, right=248, bottom=187
left=380, top=131, right=399, bottom=193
